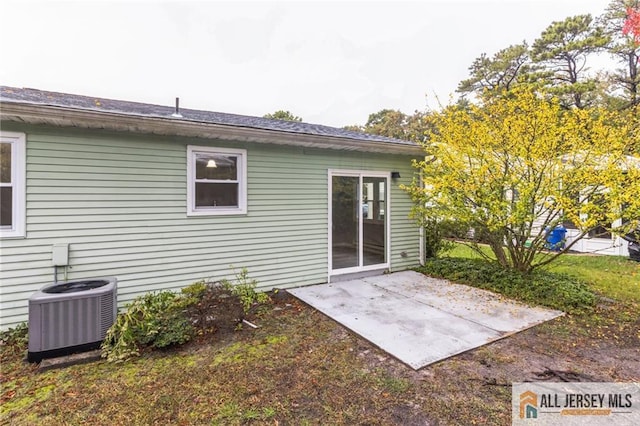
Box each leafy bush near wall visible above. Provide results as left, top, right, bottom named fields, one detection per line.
left=101, top=290, right=196, bottom=363
left=101, top=268, right=270, bottom=363
left=416, top=257, right=596, bottom=313
left=221, top=267, right=270, bottom=313
left=422, top=219, right=467, bottom=259
left=422, top=219, right=452, bottom=259
left=0, top=323, right=28, bottom=348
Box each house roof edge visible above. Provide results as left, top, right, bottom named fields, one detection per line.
left=0, top=100, right=424, bottom=156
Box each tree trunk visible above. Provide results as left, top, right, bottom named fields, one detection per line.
left=488, top=234, right=510, bottom=268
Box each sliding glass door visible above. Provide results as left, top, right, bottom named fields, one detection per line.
left=330, top=171, right=389, bottom=273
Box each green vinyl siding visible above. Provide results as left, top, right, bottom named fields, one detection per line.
left=0, top=124, right=420, bottom=328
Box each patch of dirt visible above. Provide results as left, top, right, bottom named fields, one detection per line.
left=184, top=283, right=245, bottom=335
left=446, top=308, right=640, bottom=385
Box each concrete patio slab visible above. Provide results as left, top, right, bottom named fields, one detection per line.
left=288, top=270, right=563, bottom=369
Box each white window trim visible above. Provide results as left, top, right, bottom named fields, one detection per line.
left=186, top=145, right=247, bottom=216
left=0, top=131, right=26, bottom=239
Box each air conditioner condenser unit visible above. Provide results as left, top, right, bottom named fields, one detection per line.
left=27, top=277, right=117, bottom=363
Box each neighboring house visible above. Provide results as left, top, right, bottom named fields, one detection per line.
left=0, top=86, right=424, bottom=329
left=530, top=202, right=634, bottom=257
left=531, top=178, right=637, bottom=258
left=561, top=155, right=639, bottom=257
left=564, top=220, right=632, bottom=257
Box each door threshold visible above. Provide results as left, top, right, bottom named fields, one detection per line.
left=330, top=268, right=388, bottom=283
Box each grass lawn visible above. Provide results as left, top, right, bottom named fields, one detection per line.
left=2, top=249, right=639, bottom=425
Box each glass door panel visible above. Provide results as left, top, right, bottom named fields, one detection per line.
left=363, top=177, right=387, bottom=266
left=332, top=176, right=360, bottom=269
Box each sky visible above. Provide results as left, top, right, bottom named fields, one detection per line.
left=0, top=0, right=612, bottom=128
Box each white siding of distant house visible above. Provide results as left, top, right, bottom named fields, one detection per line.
left=565, top=229, right=629, bottom=256
left=530, top=207, right=629, bottom=256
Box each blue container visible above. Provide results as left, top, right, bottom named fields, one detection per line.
left=545, top=225, right=567, bottom=251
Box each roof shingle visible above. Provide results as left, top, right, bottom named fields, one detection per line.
left=0, top=86, right=416, bottom=147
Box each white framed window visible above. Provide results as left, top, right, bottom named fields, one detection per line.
left=0, top=131, right=26, bottom=238
left=187, top=145, right=247, bottom=216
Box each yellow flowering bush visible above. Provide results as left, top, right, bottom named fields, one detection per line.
left=404, top=87, right=640, bottom=272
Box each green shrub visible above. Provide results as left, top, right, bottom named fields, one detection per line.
left=135, top=292, right=194, bottom=348
left=416, top=258, right=596, bottom=313
left=422, top=219, right=454, bottom=259
left=221, top=267, right=270, bottom=313
left=181, top=280, right=208, bottom=299
left=176, top=280, right=209, bottom=308
left=0, top=322, right=28, bottom=347
left=101, top=268, right=270, bottom=362
left=101, top=290, right=198, bottom=363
